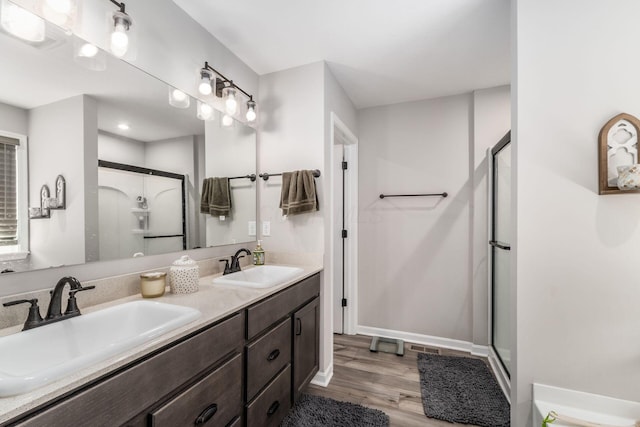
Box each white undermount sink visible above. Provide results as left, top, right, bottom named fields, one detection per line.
left=0, top=300, right=201, bottom=397
left=213, top=265, right=304, bottom=288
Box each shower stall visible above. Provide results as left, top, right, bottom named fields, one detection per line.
left=489, top=132, right=511, bottom=380
left=97, top=160, right=186, bottom=261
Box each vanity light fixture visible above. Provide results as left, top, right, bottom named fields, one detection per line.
left=168, top=87, right=190, bottom=109
left=0, top=0, right=45, bottom=42
left=37, top=0, right=76, bottom=29
left=198, top=61, right=258, bottom=123
left=196, top=100, right=214, bottom=121
left=108, top=0, right=132, bottom=58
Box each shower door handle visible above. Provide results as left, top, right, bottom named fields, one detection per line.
left=489, top=240, right=511, bottom=250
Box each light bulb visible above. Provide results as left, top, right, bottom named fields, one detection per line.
left=224, top=88, right=237, bottom=115
left=246, top=100, right=257, bottom=122
left=1, top=0, right=45, bottom=42
left=198, top=70, right=212, bottom=96
left=222, top=114, right=233, bottom=127
left=197, top=101, right=214, bottom=121
left=110, top=12, right=131, bottom=58
left=117, top=123, right=130, bottom=130
left=110, top=23, right=129, bottom=57
left=78, top=43, right=98, bottom=58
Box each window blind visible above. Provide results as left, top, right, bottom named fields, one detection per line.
left=0, top=136, right=18, bottom=246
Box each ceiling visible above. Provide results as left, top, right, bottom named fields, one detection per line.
left=173, top=0, right=511, bottom=109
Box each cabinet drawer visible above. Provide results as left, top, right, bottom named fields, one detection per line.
left=14, top=313, right=243, bottom=427
left=246, top=318, right=291, bottom=401
left=150, top=354, right=242, bottom=427
left=246, top=273, right=319, bottom=339
left=246, top=365, right=291, bottom=427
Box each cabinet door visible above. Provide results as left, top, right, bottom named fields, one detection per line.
left=293, top=297, right=319, bottom=400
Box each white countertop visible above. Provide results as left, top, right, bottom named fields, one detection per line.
left=0, top=264, right=322, bottom=423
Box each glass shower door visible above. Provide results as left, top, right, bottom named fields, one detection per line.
left=490, top=132, right=511, bottom=376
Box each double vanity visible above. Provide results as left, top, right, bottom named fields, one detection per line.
left=0, top=263, right=322, bottom=427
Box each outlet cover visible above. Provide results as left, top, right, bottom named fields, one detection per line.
left=262, top=221, right=271, bottom=236
left=248, top=221, right=256, bottom=236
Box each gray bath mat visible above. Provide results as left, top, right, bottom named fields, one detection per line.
left=417, top=353, right=510, bottom=427
left=280, top=394, right=389, bottom=427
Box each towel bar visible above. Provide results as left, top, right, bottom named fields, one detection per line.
left=259, top=169, right=321, bottom=181
left=379, top=192, right=447, bottom=199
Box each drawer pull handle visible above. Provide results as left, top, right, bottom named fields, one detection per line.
left=267, top=400, right=280, bottom=416
left=195, top=403, right=218, bottom=425
left=267, top=349, right=280, bottom=361
left=296, top=318, right=302, bottom=336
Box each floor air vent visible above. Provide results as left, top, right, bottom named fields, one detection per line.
left=410, top=344, right=440, bottom=354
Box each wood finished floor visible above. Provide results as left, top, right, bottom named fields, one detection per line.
left=305, top=334, right=486, bottom=427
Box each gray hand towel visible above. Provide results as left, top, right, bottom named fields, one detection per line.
left=200, top=177, right=211, bottom=214
left=280, top=170, right=319, bottom=216
left=209, top=177, right=231, bottom=216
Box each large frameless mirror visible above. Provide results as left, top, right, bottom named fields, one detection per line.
left=0, top=15, right=256, bottom=275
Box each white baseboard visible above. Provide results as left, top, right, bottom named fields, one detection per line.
left=311, top=363, right=333, bottom=387
left=357, top=325, right=488, bottom=355
left=488, top=347, right=511, bottom=402
left=471, top=344, right=490, bottom=357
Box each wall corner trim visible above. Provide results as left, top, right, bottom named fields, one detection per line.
left=311, top=363, right=334, bottom=388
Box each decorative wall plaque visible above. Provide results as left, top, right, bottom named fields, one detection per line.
left=598, top=113, right=640, bottom=194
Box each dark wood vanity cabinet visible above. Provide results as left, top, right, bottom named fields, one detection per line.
left=5, top=273, right=320, bottom=427
left=10, top=313, right=244, bottom=427
left=243, top=273, right=320, bottom=426
left=293, top=296, right=320, bottom=400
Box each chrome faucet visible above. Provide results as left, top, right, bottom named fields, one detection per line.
left=229, top=248, right=252, bottom=274
left=3, top=276, right=95, bottom=330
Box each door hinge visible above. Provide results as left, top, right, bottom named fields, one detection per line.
left=341, top=298, right=347, bottom=307
left=341, top=229, right=348, bottom=238
left=342, top=161, right=348, bottom=170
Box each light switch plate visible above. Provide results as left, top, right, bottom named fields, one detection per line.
left=262, top=221, right=271, bottom=236
left=248, top=221, right=256, bottom=236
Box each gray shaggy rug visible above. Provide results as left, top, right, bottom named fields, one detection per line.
left=280, top=394, right=389, bottom=427
left=417, top=353, right=510, bottom=427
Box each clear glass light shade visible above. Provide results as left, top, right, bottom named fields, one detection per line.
left=0, top=0, right=45, bottom=42
left=197, top=101, right=214, bottom=121
left=198, top=69, right=213, bottom=96
left=37, top=0, right=76, bottom=29
left=224, top=87, right=237, bottom=115
left=221, top=114, right=234, bottom=127
left=109, top=11, right=131, bottom=58
left=73, top=36, right=106, bottom=71
left=168, top=87, right=190, bottom=109
left=246, top=100, right=257, bottom=122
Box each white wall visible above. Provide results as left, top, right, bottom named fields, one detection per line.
left=358, top=94, right=474, bottom=341
left=0, top=102, right=28, bottom=135
left=258, top=62, right=324, bottom=253
left=2, top=0, right=260, bottom=295
left=472, top=86, right=511, bottom=346
left=28, top=95, right=96, bottom=269
left=514, top=1, right=640, bottom=425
